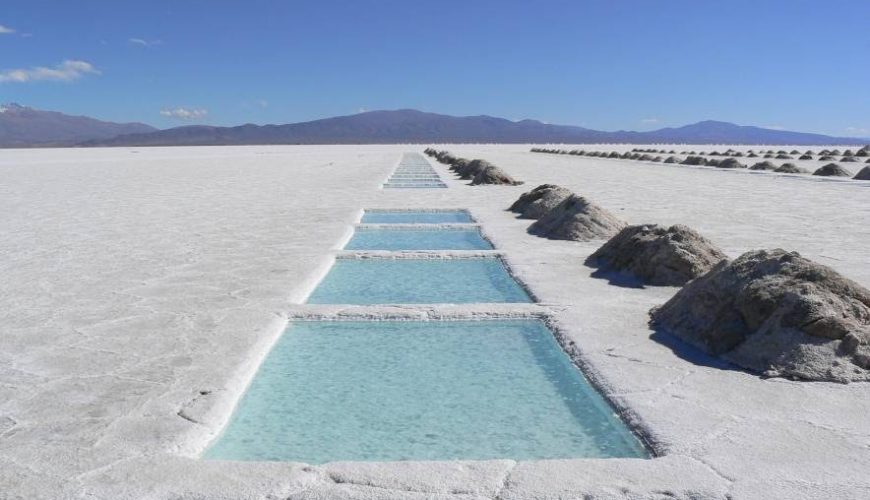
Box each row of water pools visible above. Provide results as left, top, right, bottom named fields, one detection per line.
left=382, top=152, right=447, bottom=188
left=206, top=209, right=648, bottom=463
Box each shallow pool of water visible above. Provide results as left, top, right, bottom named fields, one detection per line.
left=345, top=228, right=492, bottom=250
left=205, top=320, right=648, bottom=463
left=307, top=258, right=531, bottom=304
left=361, top=210, right=473, bottom=224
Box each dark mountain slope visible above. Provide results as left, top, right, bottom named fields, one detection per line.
left=0, top=103, right=156, bottom=147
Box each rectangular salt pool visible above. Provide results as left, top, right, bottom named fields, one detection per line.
left=361, top=210, right=473, bottom=224
left=205, top=320, right=648, bottom=462
left=345, top=228, right=493, bottom=251
left=307, top=257, right=531, bottom=304
left=383, top=183, right=447, bottom=189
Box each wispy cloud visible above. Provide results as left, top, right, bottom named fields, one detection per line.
left=0, top=60, right=100, bottom=83
left=641, top=117, right=659, bottom=124
left=762, top=124, right=786, bottom=130
left=160, top=107, right=208, bottom=120
left=357, top=107, right=368, bottom=113
left=0, top=24, right=15, bottom=34
left=846, top=127, right=869, bottom=136
left=129, top=38, right=162, bottom=47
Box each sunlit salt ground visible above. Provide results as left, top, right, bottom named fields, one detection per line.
left=2, top=145, right=868, bottom=498
left=206, top=320, right=648, bottom=462
left=361, top=209, right=474, bottom=224
left=306, top=258, right=532, bottom=304
left=344, top=227, right=493, bottom=250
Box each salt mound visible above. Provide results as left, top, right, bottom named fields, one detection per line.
left=664, top=156, right=680, bottom=164
left=813, top=163, right=852, bottom=177
left=775, top=163, right=808, bottom=174
left=681, top=156, right=707, bottom=166
left=459, top=159, right=493, bottom=179
left=650, top=249, right=870, bottom=382
left=586, top=224, right=727, bottom=286
left=528, top=195, right=627, bottom=241
left=509, top=184, right=572, bottom=219
left=452, top=157, right=470, bottom=169
left=471, top=165, right=523, bottom=186
left=750, top=161, right=777, bottom=171
left=716, top=158, right=745, bottom=169
left=854, top=166, right=870, bottom=180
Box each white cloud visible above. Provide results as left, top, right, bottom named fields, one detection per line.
left=256, top=99, right=268, bottom=109
left=641, top=117, right=659, bottom=124
left=0, top=24, right=15, bottom=34
left=0, top=60, right=100, bottom=83
left=357, top=107, right=368, bottom=113
left=129, top=37, right=162, bottom=47
left=846, top=127, right=870, bottom=136
left=762, top=124, right=786, bottom=130
left=160, top=107, right=208, bottom=120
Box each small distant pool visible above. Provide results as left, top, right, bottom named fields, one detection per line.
left=345, top=228, right=493, bottom=251
left=361, top=210, right=473, bottom=224
left=383, top=182, right=447, bottom=189
left=205, top=320, right=648, bottom=462
left=307, top=257, right=531, bottom=304
left=383, top=152, right=446, bottom=188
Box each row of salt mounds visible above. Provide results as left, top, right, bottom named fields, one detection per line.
left=511, top=186, right=725, bottom=285
left=424, top=149, right=523, bottom=185
left=586, top=224, right=727, bottom=286
left=508, top=184, right=572, bottom=219
left=532, top=147, right=870, bottom=180
left=528, top=194, right=627, bottom=241
left=651, top=249, right=870, bottom=383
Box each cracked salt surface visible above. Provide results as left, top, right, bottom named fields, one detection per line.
left=1, top=145, right=868, bottom=499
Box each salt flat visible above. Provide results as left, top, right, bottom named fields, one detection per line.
left=0, top=145, right=868, bottom=499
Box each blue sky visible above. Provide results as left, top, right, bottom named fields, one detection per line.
left=1, top=0, right=868, bottom=136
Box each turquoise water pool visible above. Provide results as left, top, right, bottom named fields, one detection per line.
left=205, top=320, right=648, bottom=463
left=361, top=210, right=473, bottom=224
left=307, top=258, right=531, bottom=304
left=345, top=228, right=493, bottom=250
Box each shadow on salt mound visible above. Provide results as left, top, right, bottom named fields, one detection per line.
left=750, top=161, right=777, bottom=171
left=649, top=249, right=870, bottom=383
left=853, top=166, right=870, bottom=180
left=774, top=163, right=808, bottom=174
left=813, top=163, right=852, bottom=177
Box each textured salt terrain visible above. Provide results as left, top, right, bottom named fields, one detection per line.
left=1, top=144, right=868, bottom=499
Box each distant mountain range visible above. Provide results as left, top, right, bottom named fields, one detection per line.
left=1, top=105, right=865, bottom=147
left=0, top=103, right=156, bottom=147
